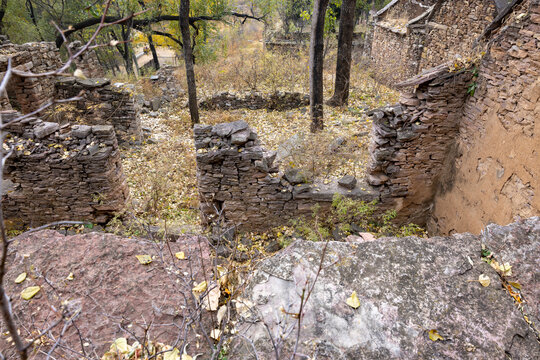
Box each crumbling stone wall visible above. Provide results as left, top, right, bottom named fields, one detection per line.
left=68, top=40, right=105, bottom=78
left=199, top=91, right=309, bottom=111
left=419, top=0, right=497, bottom=72
left=0, top=40, right=62, bottom=113
left=194, top=121, right=376, bottom=231
left=430, top=0, right=540, bottom=234
left=367, top=70, right=474, bottom=225
left=54, top=77, right=141, bottom=144
left=1, top=110, right=129, bottom=227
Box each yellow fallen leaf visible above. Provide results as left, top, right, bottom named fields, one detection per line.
left=192, top=281, right=207, bottom=297
left=15, top=272, right=27, bottom=284
left=109, top=338, right=129, bottom=353
left=428, top=329, right=444, bottom=341
left=500, top=263, right=512, bottom=276
left=346, top=291, right=361, bottom=309
left=478, top=274, right=491, bottom=287
left=163, top=347, right=180, bottom=360
left=216, top=265, right=228, bottom=287
left=217, top=305, right=227, bottom=325
left=21, top=286, right=40, bottom=300
left=135, top=255, right=152, bottom=265
left=181, top=353, right=193, bottom=360
left=66, top=272, right=74, bottom=281
left=175, top=252, right=186, bottom=260
left=210, top=329, right=221, bottom=341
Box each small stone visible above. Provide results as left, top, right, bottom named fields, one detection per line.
left=34, top=122, right=59, bottom=139
left=231, top=129, right=251, bottom=145
left=338, top=175, right=357, bottom=190
left=71, top=125, right=92, bottom=139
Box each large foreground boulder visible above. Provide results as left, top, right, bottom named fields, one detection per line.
left=233, top=217, right=540, bottom=359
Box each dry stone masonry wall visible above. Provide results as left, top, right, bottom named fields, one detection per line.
left=430, top=0, right=540, bottom=234
left=367, top=69, right=474, bottom=225
left=68, top=40, right=105, bottom=78
left=54, top=77, right=141, bottom=144
left=1, top=110, right=129, bottom=227
left=199, top=91, right=309, bottom=112
left=0, top=39, right=62, bottom=113
left=194, top=121, right=377, bottom=231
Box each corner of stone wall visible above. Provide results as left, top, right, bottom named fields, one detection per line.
left=1, top=110, right=129, bottom=227
left=366, top=69, right=474, bottom=226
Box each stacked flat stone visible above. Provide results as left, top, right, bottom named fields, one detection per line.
left=0, top=40, right=62, bottom=113
left=2, top=110, right=129, bottom=227
left=55, top=77, right=141, bottom=144
left=195, top=120, right=376, bottom=231
left=367, top=69, right=473, bottom=225
left=199, top=91, right=309, bottom=111
left=68, top=41, right=105, bottom=78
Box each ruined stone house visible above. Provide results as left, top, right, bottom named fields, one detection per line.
left=195, top=0, right=539, bottom=236
left=370, top=0, right=509, bottom=85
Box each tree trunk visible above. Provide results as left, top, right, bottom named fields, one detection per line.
left=121, top=23, right=134, bottom=75
left=327, top=0, right=356, bottom=107
left=309, top=0, right=329, bottom=132
left=0, top=0, right=8, bottom=35
left=147, top=34, right=160, bottom=70
left=179, top=0, right=199, bottom=125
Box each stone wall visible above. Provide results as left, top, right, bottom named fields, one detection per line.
left=68, top=41, right=105, bottom=78
left=0, top=40, right=62, bottom=113
left=1, top=110, right=129, bottom=227
left=54, top=77, right=141, bottom=144
left=194, top=121, right=377, bottom=231
left=366, top=69, right=474, bottom=225
left=429, top=0, right=540, bottom=234
left=199, top=91, right=309, bottom=112
left=419, top=0, right=497, bottom=72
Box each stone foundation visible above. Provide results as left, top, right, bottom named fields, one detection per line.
left=54, top=77, right=141, bottom=144
left=2, top=110, right=129, bottom=227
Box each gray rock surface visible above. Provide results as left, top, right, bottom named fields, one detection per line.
left=232, top=218, right=539, bottom=359
left=338, top=175, right=357, bottom=189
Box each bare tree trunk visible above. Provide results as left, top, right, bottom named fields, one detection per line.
left=147, top=34, right=160, bottom=70
left=309, top=0, right=329, bottom=133
left=180, top=0, right=199, bottom=125
left=327, top=0, right=355, bottom=107
left=0, top=0, right=8, bottom=35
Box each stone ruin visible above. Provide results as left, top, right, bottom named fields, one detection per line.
left=194, top=120, right=377, bottom=231
left=1, top=110, right=129, bottom=227
left=199, top=91, right=309, bottom=112
left=54, top=77, right=141, bottom=144
left=0, top=39, right=136, bottom=227
left=195, top=0, right=539, bottom=235
left=370, top=0, right=501, bottom=86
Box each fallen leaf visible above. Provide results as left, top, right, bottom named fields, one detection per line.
left=110, top=338, right=129, bottom=353
left=500, top=262, right=512, bottom=276
left=192, top=281, right=207, bottom=297
left=175, top=252, right=186, bottom=260
left=164, top=347, right=180, bottom=360
left=346, top=291, right=361, bottom=309
left=135, top=254, right=153, bottom=265
left=15, top=272, right=27, bottom=284
left=428, top=329, right=444, bottom=341
left=478, top=274, right=491, bottom=287
left=216, top=265, right=228, bottom=287
left=509, top=281, right=521, bottom=290
left=217, top=305, right=227, bottom=325
left=66, top=272, right=74, bottom=281
left=210, top=329, right=221, bottom=341
left=73, top=69, right=87, bottom=79
left=202, top=283, right=220, bottom=311
left=21, top=286, right=40, bottom=300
